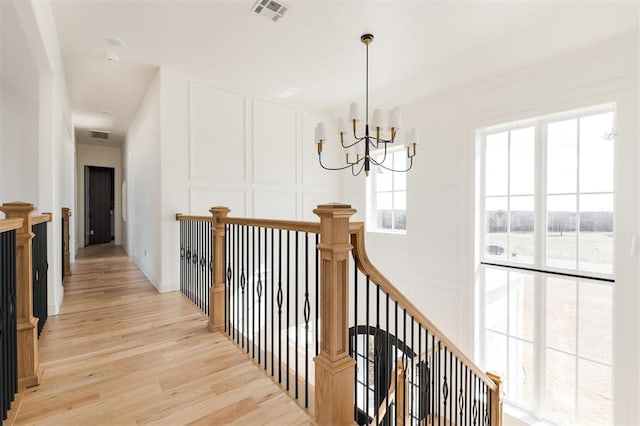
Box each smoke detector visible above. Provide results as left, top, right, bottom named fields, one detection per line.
left=89, top=129, right=110, bottom=140
left=251, top=0, right=288, bottom=22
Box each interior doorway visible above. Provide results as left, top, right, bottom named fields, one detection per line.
left=84, top=166, right=115, bottom=246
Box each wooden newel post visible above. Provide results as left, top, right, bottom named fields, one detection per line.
left=62, top=207, right=71, bottom=278
left=208, top=206, right=230, bottom=332
left=0, top=202, right=42, bottom=388
left=486, top=371, right=503, bottom=426
left=313, top=203, right=357, bottom=426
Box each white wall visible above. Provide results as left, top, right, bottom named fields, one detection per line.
left=0, top=0, right=40, bottom=204
left=75, top=143, right=122, bottom=248
left=343, top=34, right=639, bottom=424
left=2, top=0, right=74, bottom=315
left=126, top=71, right=161, bottom=287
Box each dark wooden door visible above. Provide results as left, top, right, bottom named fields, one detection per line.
left=87, top=166, right=114, bottom=245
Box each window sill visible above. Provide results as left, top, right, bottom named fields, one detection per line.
left=366, top=228, right=406, bottom=236
left=504, top=403, right=553, bottom=426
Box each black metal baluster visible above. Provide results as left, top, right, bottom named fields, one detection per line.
left=294, top=231, right=299, bottom=399
left=410, top=316, right=415, bottom=425
left=236, top=224, right=240, bottom=343
left=431, top=333, right=435, bottom=425
left=353, top=256, right=358, bottom=421
left=365, top=275, right=370, bottom=422
left=224, top=224, right=229, bottom=333
left=315, top=233, right=319, bottom=358
left=402, top=308, right=407, bottom=425
left=264, top=227, right=268, bottom=371
left=252, top=226, right=256, bottom=358
left=385, top=291, right=390, bottom=423
left=257, top=227, right=262, bottom=364
left=375, top=285, right=380, bottom=425
left=285, top=230, right=290, bottom=390
left=277, top=229, right=283, bottom=383
left=438, top=341, right=442, bottom=426
left=443, top=348, right=449, bottom=426
left=304, top=233, right=310, bottom=408
left=271, top=228, right=275, bottom=376
left=449, top=352, right=456, bottom=420
left=473, top=376, right=478, bottom=426
left=395, top=300, right=398, bottom=424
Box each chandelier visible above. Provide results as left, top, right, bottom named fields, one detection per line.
left=314, top=33, right=418, bottom=177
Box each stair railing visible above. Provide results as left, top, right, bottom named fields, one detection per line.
left=179, top=203, right=502, bottom=426
left=0, top=217, right=22, bottom=423
left=32, top=213, right=52, bottom=338
left=349, top=221, right=503, bottom=425
left=175, top=214, right=214, bottom=314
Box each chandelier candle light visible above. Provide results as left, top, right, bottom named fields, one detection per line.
left=314, top=33, right=418, bottom=177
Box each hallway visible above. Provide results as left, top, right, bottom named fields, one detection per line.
left=13, top=245, right=311, bottom=425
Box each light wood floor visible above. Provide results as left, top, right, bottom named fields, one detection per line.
left=13, top=244, right=312, bottom=425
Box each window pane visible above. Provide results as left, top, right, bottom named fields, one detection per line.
left=485, top=132, right=508, bottom=196
left=578, top=359, right=612, bottom=425
left=485, top=330, right=507, bottom=379
left=377, top=192, right=392, bottom=229
left=579, top=282, right=612, bottom=364
left=579, top=112, right=614, bottom=193
left=510, top=127, right=535, bottom=195
left=547, top=195, right=577, bottom=270
left=546, top=277, right=576, bottom=354
left=508, top=338, right=534, bottom=410
left=485, top=197, right=508, bottom=261
left=509, top=272, right=534, bottom=341
left=394, top=191, right=406, bottom=230
left=376, top=167, right=392, bottom=192
left=509, top=196, right=534, bottom=264
left=544, top=349, right=576, bottom=424
left=547, top=119, right=577, bottom=194
left=579, top=194, right=613, bottom=274
left=485, top=267, right=507, bottom=333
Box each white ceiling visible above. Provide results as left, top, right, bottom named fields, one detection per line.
left=51, top=0, right=639, bottom=147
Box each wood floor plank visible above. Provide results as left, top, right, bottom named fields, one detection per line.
left=14, top=244, right=312, bottom=425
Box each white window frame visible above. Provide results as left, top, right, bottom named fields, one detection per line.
left=477, top=103, right=616, bottom=424
left=366, top=146, right=408, bottom=234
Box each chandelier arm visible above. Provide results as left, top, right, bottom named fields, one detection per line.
left=341, top=136, right=367, bottom=150
left=371, top=156, right=414, bottom=173
left=318, top=153, right=362, bottom=171
left=351, top=161, right=366, bottom=176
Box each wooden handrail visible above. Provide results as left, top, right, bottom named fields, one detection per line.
left=349, top=222, right=497, bottom=392
left=32, top=213, right=52, bottom=226
left=220, top=217, right=321, bottom=234
left=175, top=213, right=214, bottom=222
left=0, top=218, right=23, bottom=233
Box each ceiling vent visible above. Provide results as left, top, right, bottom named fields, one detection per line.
left=251, top=0, right=287, bottom=22
left=89, top=129, right=110, bottom=140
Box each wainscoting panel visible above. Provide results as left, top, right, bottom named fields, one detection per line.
left=252, top=190, right=297, bottom=220
left=190, top=187, right=247, bottom=217
left=189, top=82, right=246, bottom=183
left=252, top=100, right=297, bottom=186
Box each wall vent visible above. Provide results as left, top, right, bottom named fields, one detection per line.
left=251, top=0, right=287, bottom=22
left=89, top=129, right=110, bottom=140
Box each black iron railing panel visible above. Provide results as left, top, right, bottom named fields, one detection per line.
left=0, top=230, right=18, bottom=422
left=350, top=256, right=492, bottom=426
left=32, top=222, right=49, bottom=337
left=224, top=224, right=320, bottom=408
left=179, top=219, right=213, bottom=315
